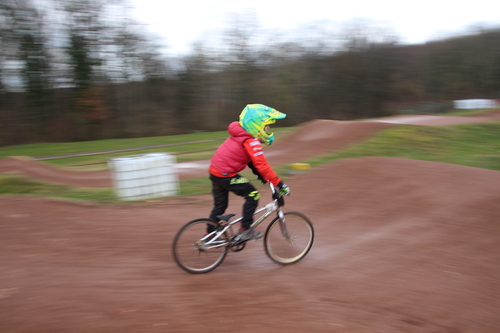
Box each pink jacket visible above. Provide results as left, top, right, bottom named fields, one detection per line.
left=209, top=122, right=281, bottom=186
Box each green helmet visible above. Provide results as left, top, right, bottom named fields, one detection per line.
left=239, top=104, right=286, bottom=145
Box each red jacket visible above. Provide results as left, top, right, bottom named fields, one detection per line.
left=209, top=121, right=281, bottom=186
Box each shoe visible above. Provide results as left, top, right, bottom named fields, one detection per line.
left=237, top=228, right=263, bottom=241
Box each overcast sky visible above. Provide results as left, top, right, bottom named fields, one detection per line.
left=128, top=0, right=500, bottom=55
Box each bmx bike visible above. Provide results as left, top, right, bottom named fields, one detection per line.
left=172, top=183, right=314, bottom=274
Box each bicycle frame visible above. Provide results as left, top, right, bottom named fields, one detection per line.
left=200, top=183, right=288, bottom=249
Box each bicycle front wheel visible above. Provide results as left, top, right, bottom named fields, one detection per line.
left=264, top=212, right=314, bottom=265
left=172, top=219, right=229, bottom=274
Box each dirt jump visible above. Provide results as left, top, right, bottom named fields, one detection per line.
left=1, top=111, right=500, bottom=332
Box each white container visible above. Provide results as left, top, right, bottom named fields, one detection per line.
left=453, top=99, right=500, bottom=109
left=109, top=153, right=179, bottom=200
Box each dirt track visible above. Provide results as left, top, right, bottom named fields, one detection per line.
left=1, top=112, right=500, bottom=332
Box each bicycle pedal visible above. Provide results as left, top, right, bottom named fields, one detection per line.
left=233, top=237, right=261, bottom=245
left=231, top=237, right=245, bottom=245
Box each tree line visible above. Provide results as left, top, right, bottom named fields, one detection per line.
left=1, top=0, right=499, bottom=146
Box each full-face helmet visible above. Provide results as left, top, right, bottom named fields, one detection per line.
left=239, top=104, right=286, bottom=145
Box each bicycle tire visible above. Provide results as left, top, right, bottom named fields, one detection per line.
left=172, top=218, right=229, bottom=274
left=264, top=212, right=314, bottom=265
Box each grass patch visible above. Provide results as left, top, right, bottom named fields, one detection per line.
left=0, top=175, right=118, bottom=203
left=280, top=121, right=500, bottom=173
left=444, top=108, right=498, bottom=117
left=0, top=131, right=228, bottom=160
left=45, top=142, right=221, bottom=171
left=0, top=128, right=293, bottom=170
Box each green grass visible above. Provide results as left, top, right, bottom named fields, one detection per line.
left=1, top=131, right=223, bottom=157
left=0, top=128, right=294, bottom=170
left=44, top=142, right=221, bottom=171
left=0, top=131, right=228, bottom=160
left=444, top=108, right=498, bottom=117
left=276, top=121, right=500, bottom=176
left=1, top=120, right=499, bottom=202
left=0, top=175, right=117, bottom=203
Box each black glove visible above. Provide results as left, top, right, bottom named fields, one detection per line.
left=277, top=182, right=290, bottom=196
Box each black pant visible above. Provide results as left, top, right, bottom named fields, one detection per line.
left=209, top=174, right=260, bottom=232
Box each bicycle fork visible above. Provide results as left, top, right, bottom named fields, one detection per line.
left=277, top=210, right=292, bottom=241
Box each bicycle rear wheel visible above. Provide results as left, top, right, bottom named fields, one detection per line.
left=172, top=218, right=229, bottom=274
left=264, top=212, right=314, bottom=265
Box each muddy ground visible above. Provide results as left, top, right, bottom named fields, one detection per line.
left=1, top=112, right=499, bottom=332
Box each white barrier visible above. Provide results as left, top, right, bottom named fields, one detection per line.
left=453, top=99, right=499, bottom=109
left=109, top=153, right=179, bottom=200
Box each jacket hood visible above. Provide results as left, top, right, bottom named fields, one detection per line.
left=228, top=121, right=253, bottom=139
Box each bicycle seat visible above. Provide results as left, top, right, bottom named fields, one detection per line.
left=217, top=214, right=235, bottom=222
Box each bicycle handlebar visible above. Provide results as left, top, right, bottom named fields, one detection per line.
left=269, top=183, right=285, bottom=207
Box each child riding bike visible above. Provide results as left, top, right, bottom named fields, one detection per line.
left=208, top=104, right=290, bottom=242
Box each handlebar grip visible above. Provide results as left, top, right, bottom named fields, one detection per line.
left=272, top=189, right=285, bottom=207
